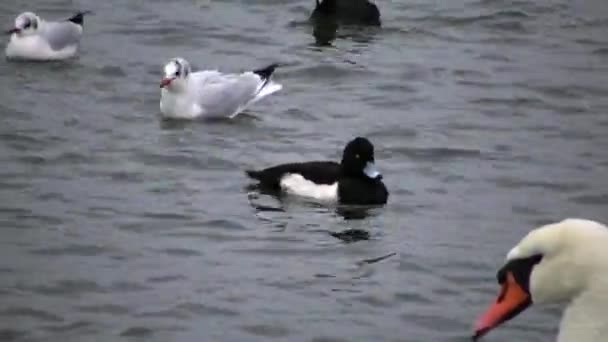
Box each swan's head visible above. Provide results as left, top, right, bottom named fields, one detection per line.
left=473, top=218, right=608, bottom=340
left=160, top=57, right=191, bottom=91
left=6, top=12, right=40, bottom=36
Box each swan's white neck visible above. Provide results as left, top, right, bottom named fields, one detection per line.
left=558, top=284, right=608, bottom=342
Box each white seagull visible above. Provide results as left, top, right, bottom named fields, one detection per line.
left=159, top=58, right=283, bottom=120
left=4, top=11, right=91, bottom=61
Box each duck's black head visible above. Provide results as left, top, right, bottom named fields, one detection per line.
left=340, top=137, right=382, bottom=180
left=314, top=0, right=338, bottom=15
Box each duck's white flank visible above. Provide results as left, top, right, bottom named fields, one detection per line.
left=279, top=173, right=338, bottom=202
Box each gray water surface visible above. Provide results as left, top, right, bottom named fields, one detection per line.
left=1, top=0, right=608, bottom=341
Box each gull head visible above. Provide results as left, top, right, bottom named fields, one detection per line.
left=7, top=12, right=40, bottom=36
left=160, top=57, right=191, bottom=91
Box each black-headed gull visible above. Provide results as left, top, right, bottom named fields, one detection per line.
left=4, top=11, right=91, bottom=61
left=159, top=58, right=283, bottom=120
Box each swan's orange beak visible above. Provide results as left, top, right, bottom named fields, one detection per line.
left=160, top=77, right=174, bottom=88
left=472, top=272, right=531, bottom=341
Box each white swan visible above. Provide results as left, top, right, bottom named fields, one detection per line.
left=473, top=218, right=608, bottom=341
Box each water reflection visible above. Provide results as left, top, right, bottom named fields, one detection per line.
left=312, top=17, right=339, bottom=46
left=330, top=228, right=370, bottom=242
left=246, top=182, right=385, bottom=223
left=311, top=19, right=380, bottom=46
left=308, top=0, right=381, bottom=46
left=334, top=205, right=382, bottom=220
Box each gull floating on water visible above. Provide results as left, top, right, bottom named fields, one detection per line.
left=4, top=11, right=91, bottom=61
left=159, top=58, right=283, bottom=120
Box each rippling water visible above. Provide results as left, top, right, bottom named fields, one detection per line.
left=1, top=0, right=607, bottom=341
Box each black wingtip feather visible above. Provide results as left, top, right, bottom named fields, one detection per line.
left=245, top=170, right=261, bottom=180
left=252, top=63, right=279, bottom=80
left=67, top=11, right=93, bottom=26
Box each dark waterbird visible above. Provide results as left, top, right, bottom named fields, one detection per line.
left=246, top=137, right=388, bottom=205
left=310, top=0, right=381, bottom=26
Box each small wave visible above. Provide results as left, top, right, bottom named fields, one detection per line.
left=470, top=96, right=545, bottom=107
left=593, top=47, right=608, bottom=55
left=491, top=177, right=586, bottom=193
left=29, top=244, right=113, bottom=257
left=158, top=247, right=203, bottom=257
left=28, top=280, right=106, bottom=297
left=77, top=304, right=129, bottom=315
left=241, top=323, right=291, bottom=338
left=175, top=302, right=239, bottom=317
left=43, top=321, right=93, bottom=333
left=146, top=274, right=188, bottom=283
left=1, top=307, right=64, bottom=323
left=120, top=327, right=154, bottom=337
left=414, top=10, right=530, bottom=26
left=569, top=194, right=608, bottom=205
left=0, top=329, right=26, bottom=341
left=389, top=147, right=482, bottom=161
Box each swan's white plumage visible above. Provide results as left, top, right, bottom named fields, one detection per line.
left=507, top=218, right=608, bottom=342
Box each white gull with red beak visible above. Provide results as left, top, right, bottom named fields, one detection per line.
left=473, top=218, right=608, bottom=341
left=159, top=58, right=282, bottom=120
left=5, top=11, right=91, bottom=60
